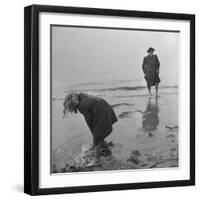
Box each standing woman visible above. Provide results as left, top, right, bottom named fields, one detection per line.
left=63, top=92, right=118, bottom=164
left=142, top=47, right=160, bottom=97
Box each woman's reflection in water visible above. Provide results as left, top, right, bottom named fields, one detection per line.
left=142, top=97, right=159, bottom=131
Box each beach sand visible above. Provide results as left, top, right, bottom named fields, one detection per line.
left=51, top=87, right=178, bottom=173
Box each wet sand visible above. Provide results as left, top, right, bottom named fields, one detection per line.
left=52, top=89, right=178, bottom=173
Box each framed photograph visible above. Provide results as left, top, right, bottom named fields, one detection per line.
left=24, top=4, right=195, bottom=195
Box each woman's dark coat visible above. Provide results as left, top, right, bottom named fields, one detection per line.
left=142, top=54, right=160, bottom=87
left=77, top=94, right=118, bottom=146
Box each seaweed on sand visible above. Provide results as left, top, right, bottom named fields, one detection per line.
left=54, top=141, right=115, bottom=173
left=111, top=103, right=134, bottom=108
left=118, top=111, right=132, bottom=119
left=127, top=150, right=141, bottom=165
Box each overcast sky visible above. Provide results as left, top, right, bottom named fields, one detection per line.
left=52, top=26, right=179, bottom=87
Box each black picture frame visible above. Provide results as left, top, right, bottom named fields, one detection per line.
left=24, top=4, right=195, bottom=196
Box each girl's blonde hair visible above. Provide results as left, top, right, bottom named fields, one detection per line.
left=63, top=93, right=78, bottom=117
left=63, top=92, right=88, bottom=118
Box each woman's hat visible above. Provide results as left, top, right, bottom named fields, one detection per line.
left=147, top=47, right=155, bottom=53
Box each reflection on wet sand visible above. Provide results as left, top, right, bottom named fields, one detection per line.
left=142, top=97, right=159, bottom=131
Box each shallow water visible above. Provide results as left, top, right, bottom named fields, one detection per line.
left=51, top=83, right=178, bottom=172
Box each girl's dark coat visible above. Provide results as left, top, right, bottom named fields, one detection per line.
left=77, top=94, right=117, bottom=145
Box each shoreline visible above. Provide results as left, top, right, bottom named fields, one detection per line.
left=52, top=89, right=178, bottom=173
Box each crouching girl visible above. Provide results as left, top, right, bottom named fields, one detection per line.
left=63, top=92, right=118, bottom=165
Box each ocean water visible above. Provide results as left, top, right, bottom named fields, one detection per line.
left=51, top=27, right=179, bottom=171
left=51, top=77, right=178, bottom=171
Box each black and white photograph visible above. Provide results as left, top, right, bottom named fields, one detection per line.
left=0, top=0, right=198, bottom=198
left=24, top=5, right=195, bottom=195
left=51, top=25, right=179, bottom=173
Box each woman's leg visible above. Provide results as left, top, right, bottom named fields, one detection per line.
left=145, top=77, right=152, bottom=97
left=147, top=84, right=152, bottom=97
left=155, top=83, right=159, bottom=96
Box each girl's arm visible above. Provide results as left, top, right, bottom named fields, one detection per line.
left=81, top=108, right=94, bottom=133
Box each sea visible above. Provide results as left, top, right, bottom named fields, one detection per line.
left=51, top=76, right=178, bottom=171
